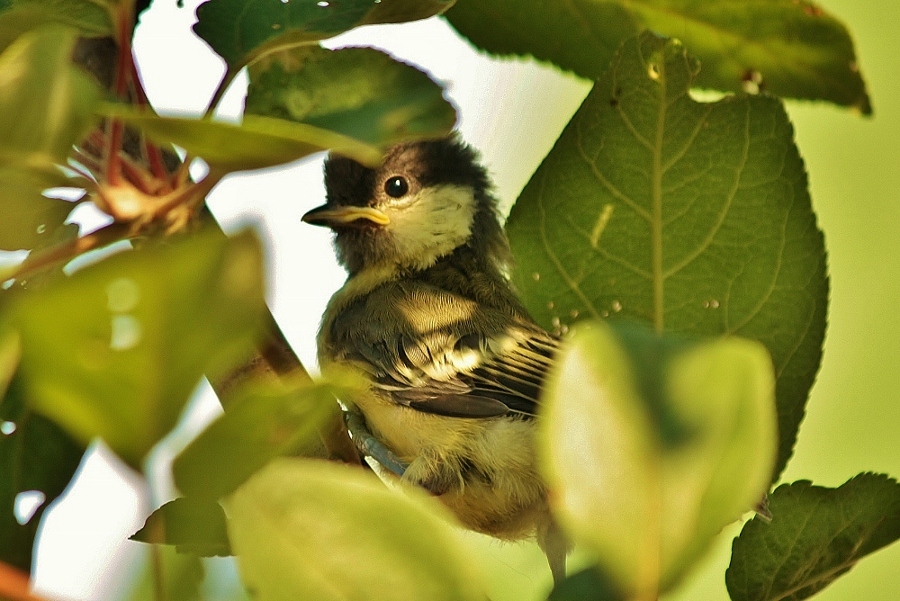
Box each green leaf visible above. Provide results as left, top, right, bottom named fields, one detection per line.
left=10, top=229, right=266, bottom=467
left=246, top=46, right=456, bottom=149
left=0, top=0, right=112, bottom=54
left=0, top=25, right=103, bottom=166
left=726, top=474, right=900, bottom=601
left=194, top=0, right=454, bottom=71
left=0, top=167, right=80, bottom=251
left=444, top=0, right=870, bottom=113
left=507, top=32, right=826, bottom=480
left=1, top=371, right=86, bottom=571
left=173, top=378, right=343, bottom=500
left=540, top=320, right=777, bottom=595
left=226, top=458, right=485, bottom=601
left=99, top=107, right=384, bottom=172
left=119, top=544, right=205, bottom=601
left=549, top=567, right=625, bottom=601
left=131, top=497, right=231, bottom=557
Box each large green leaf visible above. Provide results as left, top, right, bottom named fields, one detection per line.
left=99, top=107, right=384, bottom=172
left=0, top=25, right=103, bottom=167
left=445, top=0, right=870, bottom=113
left=194, top=0, right=455, bottom=71
left=173, top=378, right=343, bottom=500
left=246, top=46, right=456, bottom=149
left=507, top=32, right=827, bottom=479
left=10, top=229, right=266, bottom=467
left=226, top=459, right=485, bottom=601
left=0, top=0, right=112, bottom=54
left=540, top=320, right=776, bottom=595
left=726, top=474, right=900, bottom=601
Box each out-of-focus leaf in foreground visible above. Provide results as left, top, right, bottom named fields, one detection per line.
left=507, top=32, right=827, bottom=480
left=0, top=0, right=112, bottom=55
left=540, top=320, right=776, bottom=595
left=0, top=25, right=102, bottom=166
left=10, top=229, right=266, bottom=467
left=727, top=474, right=900, bottom=601
left=0, top=332, right=84, bottom=572
left=444, top=0, right=870, bottom=113
left=173, top=377, right=347, bottom=500
left=246, top=46, right=457, bottom=152
left=97, top=106, right=383, bottom=173
left=0, top=167, right=80, bottom=251
left=226, top=458, right=485, bottom=601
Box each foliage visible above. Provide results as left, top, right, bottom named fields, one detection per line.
left=0, top=0, right=896, bottom=600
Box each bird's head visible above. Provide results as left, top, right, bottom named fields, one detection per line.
left=303, top=136, right=511, bottom=276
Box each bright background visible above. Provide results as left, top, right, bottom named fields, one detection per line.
left=27, top=0, right=900, bottom=599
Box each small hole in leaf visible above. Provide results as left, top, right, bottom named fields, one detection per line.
left=14, top=490, right=46, bottom=525
left=648, top=62, right=661, bottom=80
left=1, top=421, right=15, bottom=435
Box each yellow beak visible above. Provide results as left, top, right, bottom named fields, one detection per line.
left=302, top=205, right=391, bottom=227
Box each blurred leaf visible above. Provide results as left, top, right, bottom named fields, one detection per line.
left=194, top=0, right=454, bottom=70
left=444, top=0, right=870, bottom=113
left=0, top=371, right=86, bottom=571
left=131, top=497, right=231, bottom=557
left=246, top=46, right=456, bottom=149
left=726, top=474, right=900, bottom=601
left=99, top=106, right=384, bottom=172
left=120, top=544, right=205, bottom=601
left=0, top=167, right=79, bottom=251
left=0, top=25, right=103, bottom=166
left=0, top=0, right=112, bottom=54
left=507, top=32, right=826, bottom=480
left=173, top=378, right=344, bottom=500
left=226, top=458, right=485, bottom=601
left=10, top=229, right=266, bottom=467
left=540, top=320, right=776, bottom=595
left=549, top=567, right=625, bottom=601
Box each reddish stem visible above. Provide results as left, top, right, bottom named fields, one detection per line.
left=104, top=7, right=135, bottom=186
left=128, top=59, right=169, bottom=180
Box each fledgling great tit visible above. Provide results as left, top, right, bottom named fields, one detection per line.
left=302, top=136, right=568, bottom=581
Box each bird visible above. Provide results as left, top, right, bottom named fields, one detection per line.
left=302, top=135, right=568, bottom=582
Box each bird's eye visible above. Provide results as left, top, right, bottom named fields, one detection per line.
left=384, top=176, right=409, bottom=198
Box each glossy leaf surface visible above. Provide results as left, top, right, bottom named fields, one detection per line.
left=727, top=474, right=900, bottom=601
left=246, top=46, right=456, bottom=150
left=508, top=33, right=827, bottom=479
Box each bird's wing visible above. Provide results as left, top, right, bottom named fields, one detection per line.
left=329, top=282, right=558, bottom=419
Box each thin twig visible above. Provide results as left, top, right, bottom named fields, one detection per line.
left=10, top=222, right=132, bottom=283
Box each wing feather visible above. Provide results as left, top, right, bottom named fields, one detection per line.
left=328, top=280, right=558, bottom=418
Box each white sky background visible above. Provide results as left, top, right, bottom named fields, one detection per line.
left=29, top=1, right=590, bottom=599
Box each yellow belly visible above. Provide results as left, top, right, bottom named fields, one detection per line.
left=354, top=390, right=549, bottom=541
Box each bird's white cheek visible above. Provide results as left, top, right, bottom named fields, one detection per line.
left=386, top=185, right=476, bottom=271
